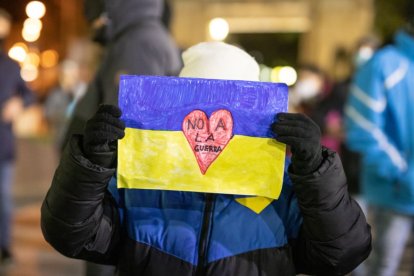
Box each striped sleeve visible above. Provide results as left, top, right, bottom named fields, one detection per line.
left=344, top=57, right=408, bottom=180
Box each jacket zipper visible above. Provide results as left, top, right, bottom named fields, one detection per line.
left=195, top=193, right=215, bottom=276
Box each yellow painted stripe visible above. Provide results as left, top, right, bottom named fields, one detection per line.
left=235, top=197, right=274, bottom=214
left=117, top=128, right=286, bottom=199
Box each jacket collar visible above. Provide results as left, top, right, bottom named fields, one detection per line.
left=395, top=29, right=414, bottom=61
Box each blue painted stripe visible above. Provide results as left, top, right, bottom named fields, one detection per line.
left=119, top=75, right=288, bottom=138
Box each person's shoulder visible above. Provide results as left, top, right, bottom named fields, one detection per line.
left=376, top=45, right=410, bottom=78
left=0, top=53, right=20, bottom=71
left=355, top=45, right=403, bottom=80
left=375, top=45, right=404, bottom=62
left=0, top=52, right=18, bottom=65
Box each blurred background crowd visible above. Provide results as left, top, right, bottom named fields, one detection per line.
left=0, top=0, right=413, bottom=275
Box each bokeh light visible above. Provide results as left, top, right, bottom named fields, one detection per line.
left=22, top=18, right=42, bottom=42
left=22, top=28, right=41, bottom=42
left=25, top=52, right=40, bottom=67
left=26, top=1, right=46, bottom=19
left=21, top=64, right=39, bottom=82
left=259, top=65, right=272, bottom=82
left=0, top=13, right=11, bottom=37
left=23, top=18, right=43, bottom=33
left=8, top=43, right=28, bottom=63
left=40, top=49, right=59, bottom=68
left=271, top=66, right=297, bottom=86
left=278, top=66, right=297, bottom=86
left=209, top=18, right=229, bottom=41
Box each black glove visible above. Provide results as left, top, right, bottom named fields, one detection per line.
left=83, top=104, right=125, bottom=168
left=271, top=112, right=323, bottom=175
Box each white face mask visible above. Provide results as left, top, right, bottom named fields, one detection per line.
left=292, top=79, right=321, bottom=103
left=353, top=46, right=374, bottom=68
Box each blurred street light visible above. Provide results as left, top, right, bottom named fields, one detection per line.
left=259, top=65, right=272, bottom=82
left=0, top=13, right=11, bottom=38
left=22, top=18, right=42, bottom=42
left=22, top=28, right=41, bottom=42
left=25, top=52, right=40, bottom=67
left=23, top=18, right=43, bottom=32
left=271, top=66, right=297, bottom=86
left=40, top=49, right=59, bottom=68
left=26, top=1, right=46, bottom=19
left=209, top=18, right=229, bottom=41
left=21, top=63, right=39, bottom=82
left=8, top=43, right=28, bottom=63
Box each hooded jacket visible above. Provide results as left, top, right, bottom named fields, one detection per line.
left=41, top=135, right=371, bottom=275
left=64, top=0, right=182, bottom=143
left=345, top=30, right=414, bottom=214
left=100, top=0, right=182, bottom=106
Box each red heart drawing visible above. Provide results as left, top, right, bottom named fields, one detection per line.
left=182, top=109, right=233, bottom=174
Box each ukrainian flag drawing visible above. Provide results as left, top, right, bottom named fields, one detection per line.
left=117, top=75, right=288, bottom=199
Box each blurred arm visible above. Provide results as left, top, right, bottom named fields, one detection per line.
left=345, top=59, right=406, bottom=181
left=16, top=68, right=35, bottom=106
left=41, top=135, right=121, bottom=264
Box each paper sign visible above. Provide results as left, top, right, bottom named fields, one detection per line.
left=117, top=75, right=288, bottom=199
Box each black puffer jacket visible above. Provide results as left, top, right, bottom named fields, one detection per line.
left=41, top=136, right=371, bottom=275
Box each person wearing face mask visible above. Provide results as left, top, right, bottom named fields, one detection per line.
left=353, top=36, right=381, bottom=69
left=288, top=64, right=328, bottom=113
left=345, top=3, right=414, bottom=275
left=327, top=36, right=380, bottom=212
left=288, top=65, right=344, bottom=154
left=289, top=64, right=330, bottom=117
left=62, top=0, right=182, bottom=152
left=0, top=8, right=35, bottom=264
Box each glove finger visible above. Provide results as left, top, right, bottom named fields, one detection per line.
left=274, top=135, right=303, bottom=148
left=85, top=131, right=125, bottom=147
left=276, top=112, right=315, bottom=124
left=275, top=114, right=320, bottom=135
left=272, top=120, right=311, bottom=131
left=272, top=124, right=315, bottom=139
left=87, top=122, right=125, bottom=137
left=85, top=124, right=125, bottom=145
left=276, top=112, right=306, bottom=121
left=88, top=113, right=126, bottom=130
left=96, top=104, right=122, bottom=118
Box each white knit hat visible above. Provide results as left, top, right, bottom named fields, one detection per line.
left=179, top=42, right=260, bottom=81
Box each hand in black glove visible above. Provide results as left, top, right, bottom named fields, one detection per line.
left=83, top=104, right=125, bottom=168
left=271, top=112, right=323, bottom=175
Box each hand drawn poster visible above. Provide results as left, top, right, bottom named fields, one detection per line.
left=117, top=75, right=288, bottom=199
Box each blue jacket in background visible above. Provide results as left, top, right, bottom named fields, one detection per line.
left=345, top=30, right=414, bottom=214
left=0, top=51, right=34, bottom=162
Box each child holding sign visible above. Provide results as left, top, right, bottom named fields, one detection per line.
left=41, top=42, right=370, bottom=275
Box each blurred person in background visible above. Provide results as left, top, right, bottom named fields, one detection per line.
left=44, top=60, right=87, bottom=152
left=289, top=64, right=342, bottom=153
left=288, top=64, right=330, bottom=114
left=0, top=8, right=34, bottom=264
left=63, top=0, right=182, bottom=149
left=345, top=3, right=414, bottom=275
left=327, top=35, right=381, bottom=203
left=328, top=37, right=380, bottom=276
left=66, top=0, right=181, bottom=275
